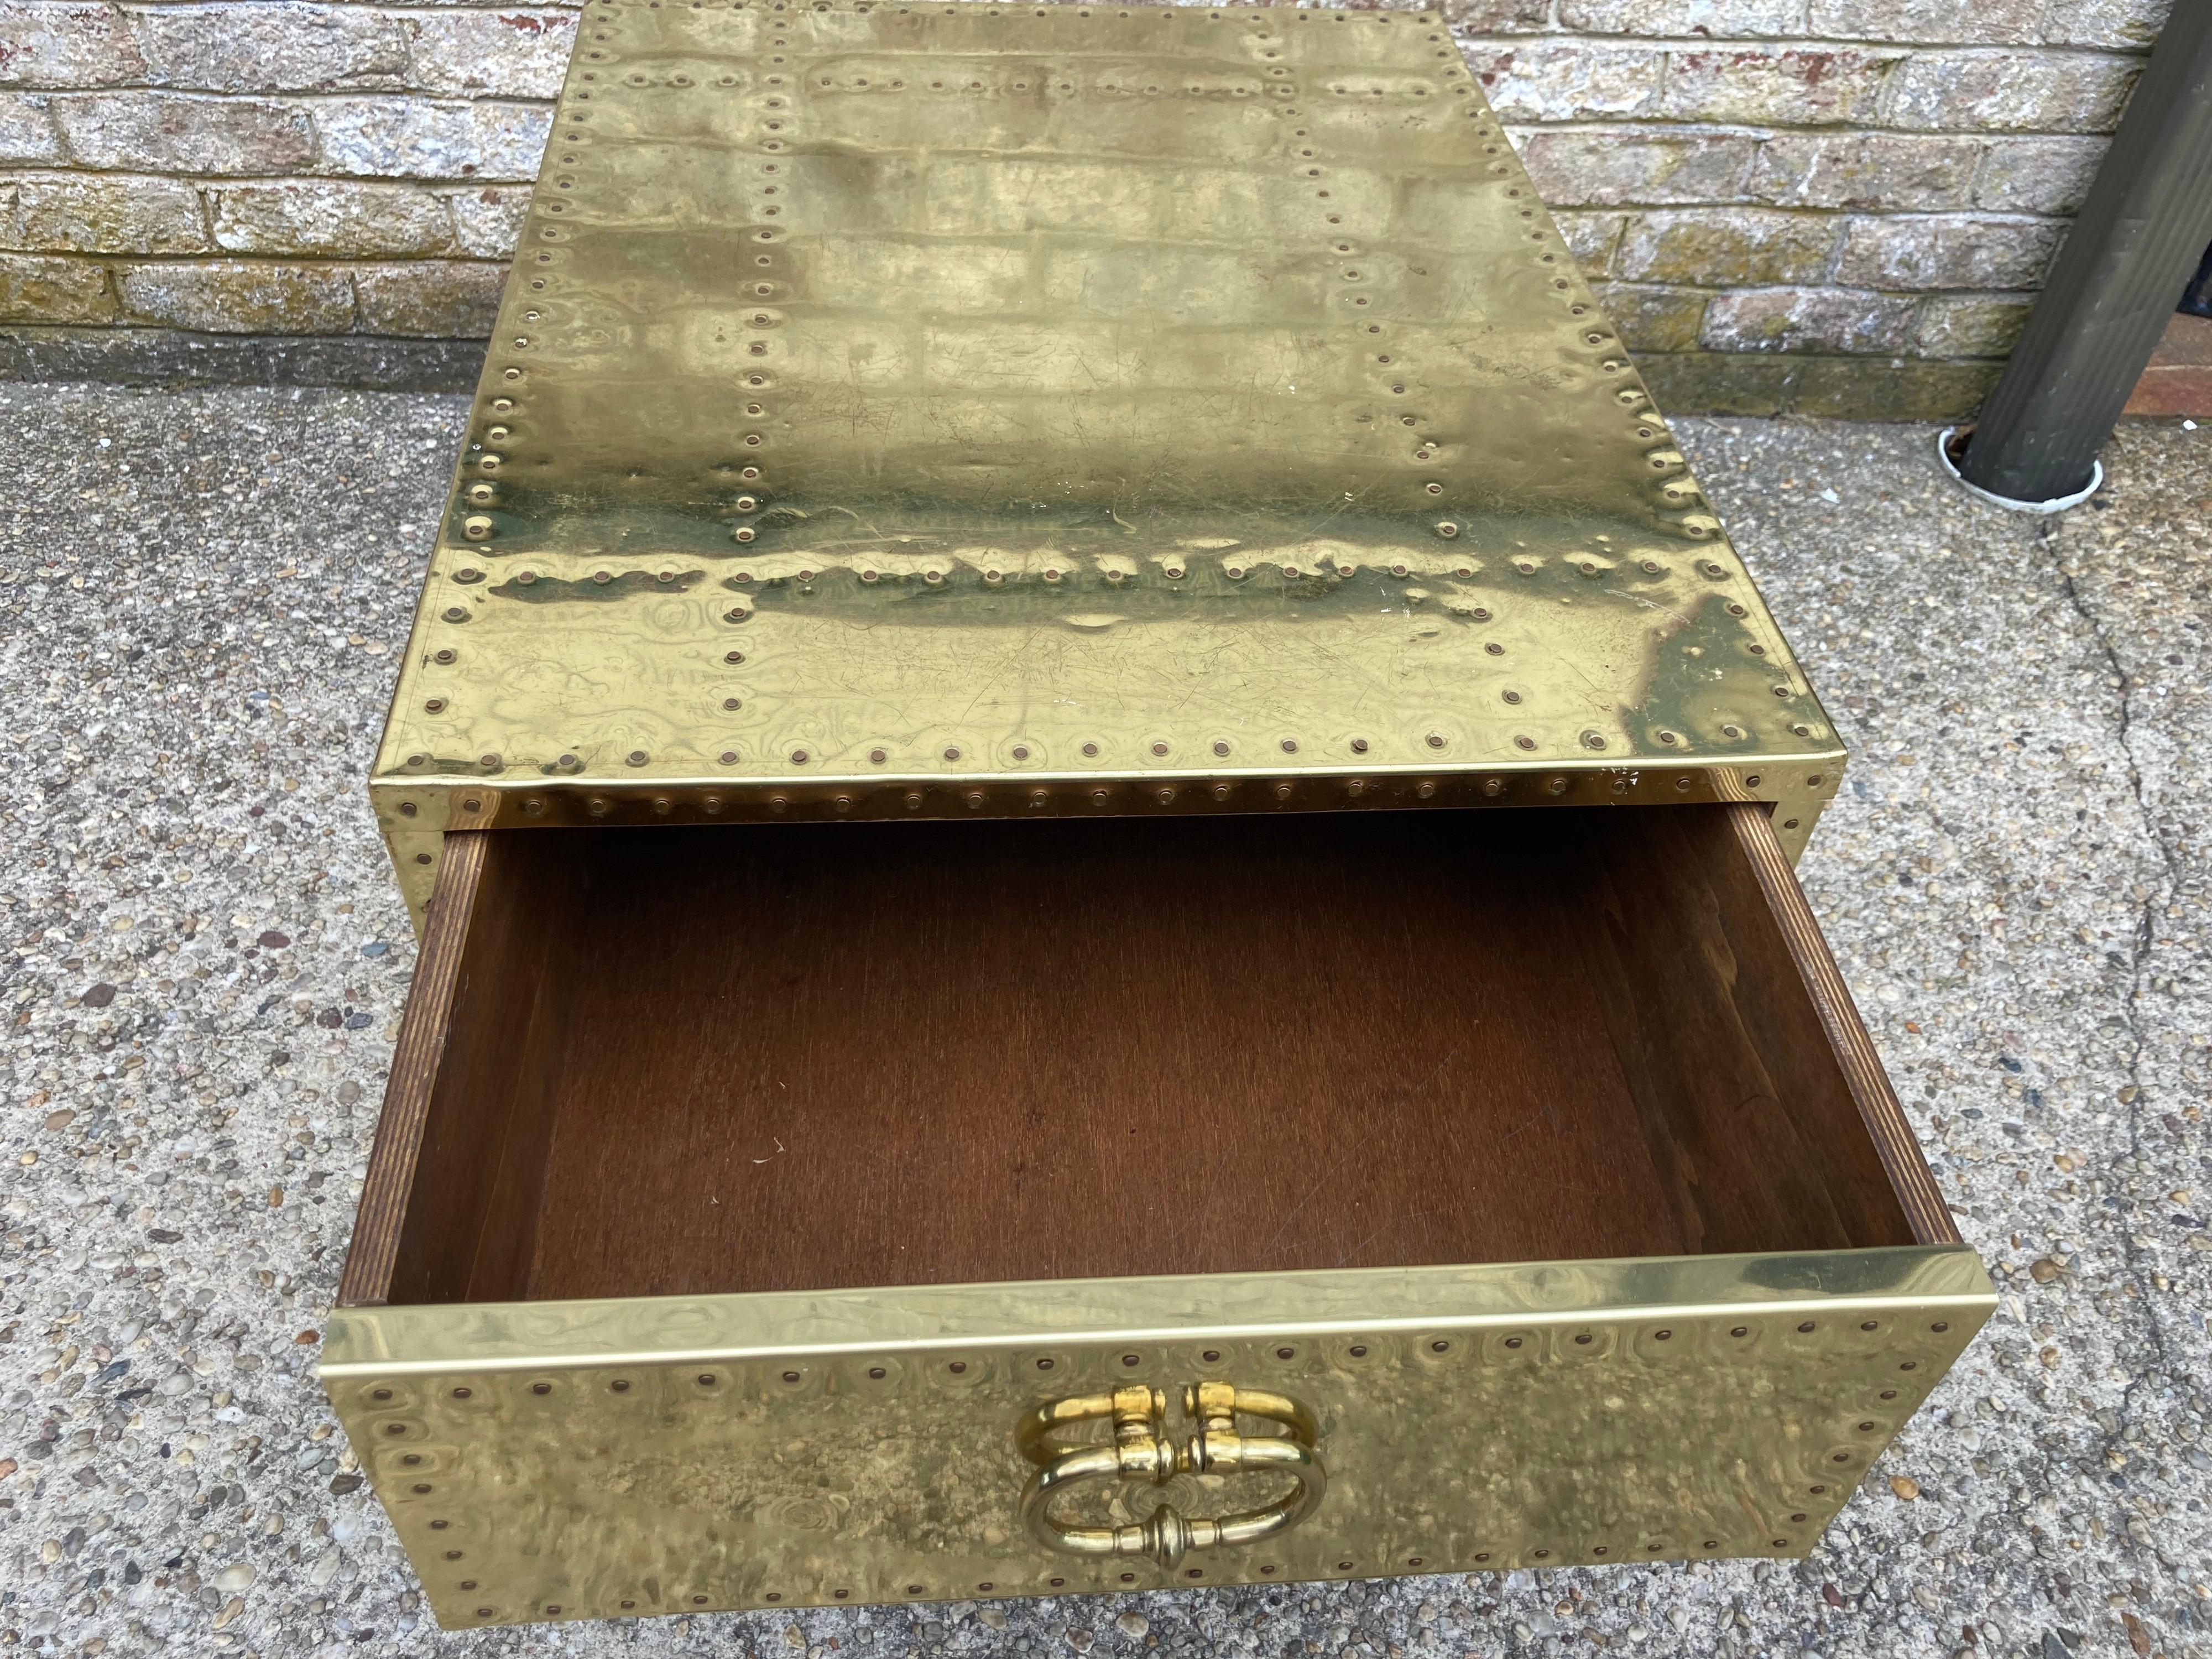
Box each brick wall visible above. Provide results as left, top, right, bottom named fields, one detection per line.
left=0, top=0, right=2175, bottom=413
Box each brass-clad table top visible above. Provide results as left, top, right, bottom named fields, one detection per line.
left=372, top=0, right=1841, bottom=922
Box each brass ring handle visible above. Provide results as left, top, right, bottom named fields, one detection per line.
left=1015, top=1381, right=1327, bottom=1568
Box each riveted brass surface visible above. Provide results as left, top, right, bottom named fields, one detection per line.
left=325, top=1248, right=1991, bottom=1628
left=370, top=0, right=1843, bottom=928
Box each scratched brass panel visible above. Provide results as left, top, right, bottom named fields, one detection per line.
left=371, top=0, right=1843, bottom=926
left=325, top=1248, right=1993, bottom=1629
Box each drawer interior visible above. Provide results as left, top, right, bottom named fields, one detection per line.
left=340, top=804, right=1952, bottom=1310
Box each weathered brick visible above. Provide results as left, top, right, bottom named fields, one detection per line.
left=1701, top=286, right=1918, bottom=353
left=2036, top=0, right=2172, bottom=49
left=0, top=2, right=145, bottom=89
left=1835, top=213, right=2063, bottom=289
left=1551, top=210, right=1627, bottom=279
left=131, top=2, right=408, bottom=95
left=1661, top=49, right=1905, bottom=126
left=446, top=185, right=533, bottom=258
left=0, top=92, right=63, bottom=163
left=0, top=251, right=113, bottom=322
left=1516, top=130, right=1755, bottom=207
left=1883, top=50, right=2139, bottom=133
left=55, top=91, right=317, bottom=174
left=9, top=172, right=209, bottom=253
left=1442, top=0, right=1550, bottom=27
left=211, top=181, right=453, bottom=257
left=1749, top=133, right=1978, bottom=210
left=1617, top=209, right=1836, bottom=285
left=1914, top=294, right=2032, bottom=357
left=313, top=97, right=552, bottom=180
left=403, top=11, right=578, bottom=101
left=115, top=259, right=356, bottom=332
left=353, top=259, right=504, bottom=335
left=1637, top=351, right=1999, bottom=419
left=1783, top=356, right=1999, bottom=418
left=1974, top=135, right=2106, bottom=213
left=1594, top=282, right=1708, bottom=354
left=1559, top=0, right=1802, bottom=31
left=1464, top=45, right=1662, bottom=122
left=1805, top=0, right=2040, bottom=43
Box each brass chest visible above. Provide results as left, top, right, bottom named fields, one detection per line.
left=324, top=0, right=1992, bottom=1629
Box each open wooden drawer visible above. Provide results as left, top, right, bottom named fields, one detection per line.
left=324, top=802, right=1991, bottom=1629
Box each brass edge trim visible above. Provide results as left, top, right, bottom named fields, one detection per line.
left=323, top=1245, right=1993, bottom=1375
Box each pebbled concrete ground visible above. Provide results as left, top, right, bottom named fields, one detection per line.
left=0, top=384, right=2207, bottom=1659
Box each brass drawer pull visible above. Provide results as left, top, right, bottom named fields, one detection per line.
left=1015, top=1381, right=1327, bottom=1568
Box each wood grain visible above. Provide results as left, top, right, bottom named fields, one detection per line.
left=350, top=805, right=1939, bottom=1307
left=336, top=831, right=488, bottom=1308
left=1569, top=806, right=1919, bottom=1257
left=1724, top=803, right=1959, bottom=1246
left=382, top=830, right=580, bottom=1304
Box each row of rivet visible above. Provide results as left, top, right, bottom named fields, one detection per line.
left=499, top=9, right=1627, bottom=526
left=376, top=1310, right=1946, bottom=1620
left=384, top=774, right=1829, bottom=843
left=588, top=2, right=1444, bottom=22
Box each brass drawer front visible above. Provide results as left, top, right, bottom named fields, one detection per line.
left=326, top=1249, right=1990, bottom=1628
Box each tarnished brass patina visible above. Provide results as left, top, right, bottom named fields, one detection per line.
left=324, top=1249, right=1991, bottom=1629
left=371, top=0, right=1843, bottom=927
